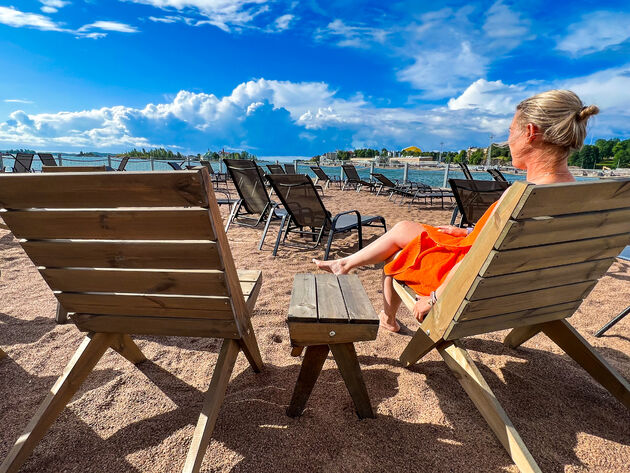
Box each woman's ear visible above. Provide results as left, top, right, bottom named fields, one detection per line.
left=526, top=123, right=539, bottom=142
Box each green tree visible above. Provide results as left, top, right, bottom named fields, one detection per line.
left=581, top=144, right=599, bottom=169
left=469, top=149, right=485, bottom=165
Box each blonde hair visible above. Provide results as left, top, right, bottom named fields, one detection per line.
left=516, top=89, right=599, bottom=153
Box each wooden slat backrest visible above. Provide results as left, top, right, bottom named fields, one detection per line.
left=414, top=179, right=630, bottom=344
left=0, top=170, right=250, bottom=336
left=442, top=179, right=630, bottom=339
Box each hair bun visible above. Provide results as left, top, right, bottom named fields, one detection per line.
left=578, top=104, right=599, bottom=121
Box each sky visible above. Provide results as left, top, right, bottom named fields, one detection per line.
left=0, top=0, right=629, bottom=156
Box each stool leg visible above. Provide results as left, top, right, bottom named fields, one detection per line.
left=330, top=343, right=375, bottom=419
left=287, top=344, right=329, bottom=417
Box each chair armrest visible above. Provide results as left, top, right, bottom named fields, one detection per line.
left=331, top=209, right=362, bottom=229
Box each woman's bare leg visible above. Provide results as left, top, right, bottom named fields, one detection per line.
left=313, top=221, right=424, bottom=274
left=379, top=264, right=402, bottom=332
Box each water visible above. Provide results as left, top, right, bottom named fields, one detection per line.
left=1, top=155, right=595, bottom=185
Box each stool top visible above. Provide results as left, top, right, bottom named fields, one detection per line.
left=288, top=273, right=378, bottom=324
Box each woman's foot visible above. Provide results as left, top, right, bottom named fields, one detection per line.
left=312, top=257, right=350, bottom=275
left=378, top=310, right=400, bottom=332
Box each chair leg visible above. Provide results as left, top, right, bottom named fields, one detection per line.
left=109, top=334, right=147, bottom=364
left=503, top=324, right=543, bottom=349
left=438, top=341, right=542, bottom=473
left=0, top=332, right=115, bottom=473
left=323, top=229, right=336, bottom=261
left=258, top=205, right=277, bottom=250
left=595, top=305, right=630, bottom=337
left=238, top=318, right=264, bottom=373
left=357, top=222, right=363, bottom=250
left=400, top=328, right=438, bottom=367
left=287, top=345, right=329, bottom=417
left=55, top=302, right=68, bottom=324
left=272, top=214, right=289, bottom=256
left=0, top=347, right=6, bottom=359
left=541, top=319, right=630, bottom=408
left=330, top=343, right=375, bottom=419
left=182, top=339, right=241, bottom=473
left=224, top=199, right=242, bottom=233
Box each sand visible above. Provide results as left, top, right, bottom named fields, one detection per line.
left=0, top=186, right=629, bottom=473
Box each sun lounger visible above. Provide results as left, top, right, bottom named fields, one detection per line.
left=116, top=156, right=130, bottom=171
left=266, top=163, right=286, bottom=174
left=223, top=159, right=288, bottom=245
left=393, top=178, right=630, bottom=473
left=370, top=172, right=413, bottom=198
left=341, top=164, right=376, bottom=191
left=12, top=153, right=34, bottom=173
left=199, top=159, right=228, bottom=188
left=449, top=178, right=509, bottom=227
left=0, top=169, right=263, bottom=473
left=37, top=153, right=58, bottom=167
left=458, top=161, right=474, bottom=180
left=487, top=168, right=508, bottom=182
left=284, top=163, right=296, bottom=174
left=310, top=165, right=342, bottom=189
left=265, top=174, right=386, bottom=259
left=168, top=161, right=186, bottom=170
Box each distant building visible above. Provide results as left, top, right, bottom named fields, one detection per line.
left=402, top=146, right=422, bottom=153
left=323, top=151, right=337, bottom=160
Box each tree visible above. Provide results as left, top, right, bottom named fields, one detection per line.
left=581, top=145, right=599, bottom=169
left=469, top=149, right=485, bottom=165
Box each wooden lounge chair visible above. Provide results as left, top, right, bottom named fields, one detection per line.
left=37, top=153, right=58, bottom=167
left=393, top=178, right=630, bottom=473
left=12, top=153, right=34, bottom=173
left=449, top=178, right=510, bottom=227
left=265, top=174, right=386, bottom=259
left=0, top=169, right=263, bottom=473
left=341, top=164, right=376, bottom=191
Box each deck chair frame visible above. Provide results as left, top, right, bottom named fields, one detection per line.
left=393, top=179, right=630, bottom=473
left=310, top=165, right=341, bottom=189
left=449, top=178, right=510, bottom=227
left=0, top=169, right=264, bottom=473
left=12, top=153, right=34, bottom=173
left=458, top=161, right=474, bottom=180
left=266, top=163, right=286, bottom=174
left=341, top=164, right=376, bottom=192
left=37, top=153, right=58, bottom=167
left=487, top=168, right=508, bottom=182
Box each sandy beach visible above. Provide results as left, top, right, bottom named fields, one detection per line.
left=1, top=186, right=629, bottom=473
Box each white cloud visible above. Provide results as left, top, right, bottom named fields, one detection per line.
left=129, top=0, right=269, bottom=31
left=448, top=79, right=526, bottom=114
left=483, top=1, right=530, bottom=40
left=4, top=99, right=34, bottom=104
left=273, top=14, right=293, bottom=32
left=79, top=21, right=139, bottom=33
left=315, top=19, right=388, bottom=48
left=398, top=42, right=489, bottom=99
left=556, top=11, right=630, bottom=56
left=0, top=6, right=64, bottom=31
left=40, top=0, right=70, bottom=14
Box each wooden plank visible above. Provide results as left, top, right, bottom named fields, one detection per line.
left=456, top=280, right=595, bottom=321
left=2, top=209, right=215, bottom=240
left=467, top=259, right=613, bottom=301
left=480, top=233, right=630, bottom=277
left=109, top=334, right=146, bottom=364
left=42, top=165, right=108, bottom=173
left=287, top=273, right=317, bottom=322
left=183, top=339, right=240, bottom=473
left=57, top=293, right=234, bottom=319
left=393, top=279, right=416, bottom=312
left=0, top=333, right=116, bottom=473
left=40, top=268, right=228, bottom=296
left=315, top=273, right=348, bottom=322
left=0, top=170, right=207, bottom=209
left=439, top=342, right=542, bottom=473
left=21, top=240, right=223, bottom=270
left=541, top=320, right=630, bottom=409
left=329, top=343, right=375, bottom=418
left=337, top=274, right=379, bottom=324
left=71, top=314, right=240, bottom=338
left=445, top=302, right=580, bottom=340
left=288, top=322, right=378, bottom=346
left=514, top=179, right=630, bottom=219
left=238, top=269, right=262, bottom=312
left=497, top=208, right=630, bottom=250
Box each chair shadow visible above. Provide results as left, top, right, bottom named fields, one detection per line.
left=405, top=337, right=630, bottom=472
left=0, top=312, right=56, bottom=346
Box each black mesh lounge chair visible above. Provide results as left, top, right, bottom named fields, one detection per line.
left=458, top=161, right=474, bottom=180
left=265, top=174, right=386, bottom=259
left=448, top=178, right=509, bottom=227
left=403, top=182, right=454, bottom=209
left=370, top=172, right=413, bottom=198
left=342, top=164, right=376, bottom=191
left=199, top=160, right=229, bottom=188
left=284, top=163, right=296, bottom=174
left=168, top=161, right=186, bottom=170
left=266, top=164, right=286, bottom=174
left=13, top=153, right=34, bottom=173
left=487, top=168, right=508, bottom=182
left=224, top=159, right=287, bottom=246
left=117, top=156, right=130, bottom=171
left=310, top=165, right=341, bottom=189
left=38, top=153, right=57, bottom=167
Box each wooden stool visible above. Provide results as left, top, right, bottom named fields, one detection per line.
left=286, top=273, right=379, bottom=419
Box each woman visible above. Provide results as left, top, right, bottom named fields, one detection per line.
left=314, top=89, right=599, bottom=332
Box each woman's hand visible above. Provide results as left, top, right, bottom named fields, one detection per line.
left=436, top=225, right=468, bottom=237
left=413, top=296, right=432, bottom=322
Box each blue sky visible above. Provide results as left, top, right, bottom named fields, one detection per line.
left=0, top=0, right=629, bottom=156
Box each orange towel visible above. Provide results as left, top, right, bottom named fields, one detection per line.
left=384, top=201, right=499, bottom=296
